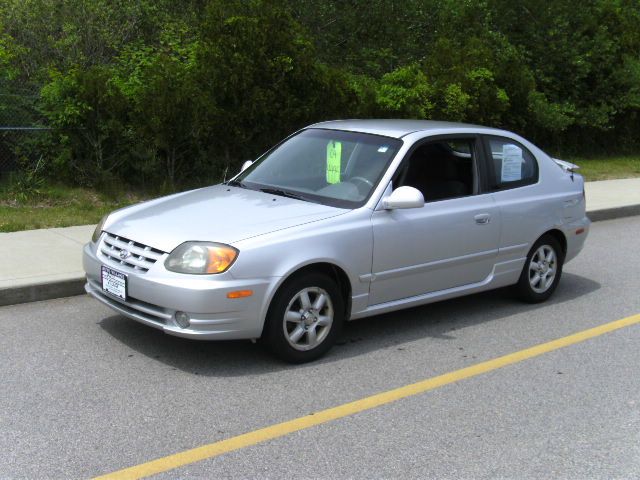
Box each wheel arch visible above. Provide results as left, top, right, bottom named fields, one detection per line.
left=259, top=261, right=353, bottom=337
left=541, top=228, right=567, bottom=259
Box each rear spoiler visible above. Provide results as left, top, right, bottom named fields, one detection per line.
left=552, top=158, right=580, bottom=173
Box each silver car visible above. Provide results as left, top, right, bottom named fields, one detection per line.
left=83, top=120, right=590, bottom=362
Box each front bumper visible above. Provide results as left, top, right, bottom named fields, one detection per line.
left=83, top=242, right=277, bottom=340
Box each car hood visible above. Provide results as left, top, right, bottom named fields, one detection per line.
left=104, top=184, right=348, bottom=252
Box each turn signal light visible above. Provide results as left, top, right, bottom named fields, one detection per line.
left=207, top=246, right=238, bottom=273
left=227, top=290, right=253, bottom=299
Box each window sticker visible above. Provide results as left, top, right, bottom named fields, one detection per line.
left=501, top=144, right=524, bottom=182
left=326, top=140, right=342, bottom=184
left=377, top=145, right=389, bottom=153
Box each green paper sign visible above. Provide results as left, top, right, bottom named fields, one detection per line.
left=326, top=140, right=342, bottom=184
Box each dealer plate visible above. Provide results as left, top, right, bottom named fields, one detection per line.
left=101, top=266, right=127, bottom=301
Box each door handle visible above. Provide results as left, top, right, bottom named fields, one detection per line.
left=474, top=213, right=491, bottom=225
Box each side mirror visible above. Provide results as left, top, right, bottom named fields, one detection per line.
left=240, top=160, right=253, bottom=173
left=382, top=186, right=424, bottom=210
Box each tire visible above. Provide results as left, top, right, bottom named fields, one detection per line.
left=515, top=234, right=564, bottom=303
left=263, top=272, right=344, bottom=363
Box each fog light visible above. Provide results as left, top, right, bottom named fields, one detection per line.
left=175, top=311, right=190, bottom=328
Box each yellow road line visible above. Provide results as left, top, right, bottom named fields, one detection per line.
left=94, top=313, right=640, bottom=480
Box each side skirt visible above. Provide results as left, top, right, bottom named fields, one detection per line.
left=349, top=258, right=525, bottom=320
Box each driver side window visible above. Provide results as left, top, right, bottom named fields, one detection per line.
left=394, top=138, right=477, bottom=202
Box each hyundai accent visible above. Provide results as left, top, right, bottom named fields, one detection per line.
left=83, top=120, right=590, bottom=362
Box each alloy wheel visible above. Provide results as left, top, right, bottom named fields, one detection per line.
left=528, top=245, right=557, bottom=293
left=283, top=287, right=334, bottom=351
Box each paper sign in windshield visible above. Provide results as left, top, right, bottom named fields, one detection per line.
left=501, top=144, right=524, bottom=182
left=326, top=140, right=342, bottom=184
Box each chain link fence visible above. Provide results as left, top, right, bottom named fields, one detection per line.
left=0, top=88, right=49, bottom=179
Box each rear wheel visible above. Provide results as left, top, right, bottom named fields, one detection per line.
left=263, top=272, right=344, bottom=363
left=515, top=234, right=564, bottom=303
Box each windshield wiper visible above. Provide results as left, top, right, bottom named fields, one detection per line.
left=259, top=187, right=306, bottom=201
left=227, top=179, right=248, bottom=188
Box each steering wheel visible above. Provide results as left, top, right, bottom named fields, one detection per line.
left=349, top=176, right=374, bottom=191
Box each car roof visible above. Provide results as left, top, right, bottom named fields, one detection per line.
left=308, top=119, right=507, bottom=139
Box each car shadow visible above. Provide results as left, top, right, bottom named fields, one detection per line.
left=97, top=272, right=600, bottom=377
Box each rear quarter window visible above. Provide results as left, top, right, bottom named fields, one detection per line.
left=483, top=136, right=538, bottom=190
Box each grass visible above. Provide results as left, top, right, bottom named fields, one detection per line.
left=565, top=155, right=640, bottom=181
left=1, top=154, right=639, bottom=232
left=0, top=182, right=150, bottom=233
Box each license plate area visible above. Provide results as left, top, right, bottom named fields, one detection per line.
left=101, top=266, right=127, bottom=301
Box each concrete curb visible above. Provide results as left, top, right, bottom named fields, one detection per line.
left=586, top=204, right=640, bottom=223
left=2, top=205, right=639, bottom=308
left=0, top=278, right=86, bottom=307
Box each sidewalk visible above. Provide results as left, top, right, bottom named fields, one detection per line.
left=0, top=225, right=94, bottom=306
left=1, top=178, right=639, bottom=307
left=584, top=178, right=640, bottom=221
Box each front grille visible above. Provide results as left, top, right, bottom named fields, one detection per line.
left=99, top=233, right=165, bottom=273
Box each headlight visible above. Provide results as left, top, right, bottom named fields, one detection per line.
left=92, top=215, right=108, bottom=243
left=165, top=242, right=239, bottom=274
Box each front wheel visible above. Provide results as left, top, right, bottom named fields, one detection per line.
left=263, top=272, right=344, bottom=363
left=515, top=234, right=564, bottom=303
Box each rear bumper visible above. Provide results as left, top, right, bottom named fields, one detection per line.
left=83, top=242, right=277, bottom=340
left=563, top=215, right=591, bottom=263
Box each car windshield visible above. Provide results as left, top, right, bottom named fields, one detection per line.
left=232, top=128, right=402, bottom=208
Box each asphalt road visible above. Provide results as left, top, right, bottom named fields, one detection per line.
left=1, top=216, right=639, bottom=479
